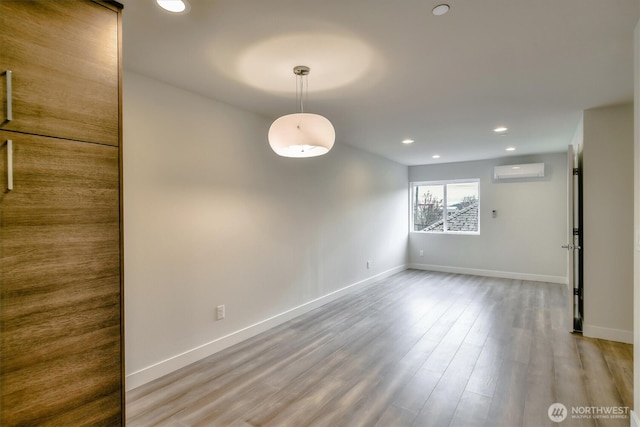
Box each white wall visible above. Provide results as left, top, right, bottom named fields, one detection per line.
left=570, top=114, right=583, bottom=150
left=582, top=103, right=634, bottom=344
left=632, top=17, right=639, bottom=427
left=123, top=71, right=409, bottom=390
left=408, top=153, right=568, bottom=283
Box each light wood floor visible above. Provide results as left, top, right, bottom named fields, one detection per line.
left=126, top=270, right=633, bottom=427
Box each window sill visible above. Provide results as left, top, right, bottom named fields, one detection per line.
left=410, top=231, right=480, bottom=236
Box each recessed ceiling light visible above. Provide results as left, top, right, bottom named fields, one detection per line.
left=506, top=147, right=516, bottom=151
left=402, top=139, right=414, bottom=144
left=512, top=166, right=521, bottom=170
left=156, top=0, right=190, bottom=13
left=432, top=154, right=441, bottom=159
left=432, top=4, right=450, bottom=16
left=494, top=126, right=508, bottom=133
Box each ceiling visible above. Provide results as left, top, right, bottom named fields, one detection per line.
left=119, top=0, right=639, bottom=166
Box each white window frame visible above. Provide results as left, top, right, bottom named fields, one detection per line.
left=410, top=178, right=480, bottom=235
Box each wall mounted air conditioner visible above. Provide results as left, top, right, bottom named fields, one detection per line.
left=493, top=163, right=545, bottom=179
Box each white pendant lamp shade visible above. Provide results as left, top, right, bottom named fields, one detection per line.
left=268, top=112, right=335, bottom=158
left=268, top=65, right=335, bottom=158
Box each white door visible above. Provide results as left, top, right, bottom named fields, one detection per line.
left=564, top=145, right=582, bottom=332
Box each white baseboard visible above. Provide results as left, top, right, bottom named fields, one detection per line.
left=126, top=264, right=408, bottom=391
left=583, top=324, right=634, bottom=344
left=631, top=410, right=639, bottom=427
left=408, top=263, right=567, bottom=285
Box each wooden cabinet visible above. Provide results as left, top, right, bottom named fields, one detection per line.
left=0, top=131, right=122, bottom=425
left=0, top=1, right=120, bottom=146
left=0, top=1, right=123, bottom=425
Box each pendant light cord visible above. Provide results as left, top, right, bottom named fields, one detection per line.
left=293, top=65, right=311, bottom=114
left=298, top=73, right=305, bottom=113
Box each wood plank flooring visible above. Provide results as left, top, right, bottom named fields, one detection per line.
left=126, top=270, right=633, bottom=427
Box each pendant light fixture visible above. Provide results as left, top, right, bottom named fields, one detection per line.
left=268, top=66, right=335, bottom=158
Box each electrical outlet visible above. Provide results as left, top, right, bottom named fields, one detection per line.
left=419, top=250, right=424, bottom=257
left=216, top=305, right=225, bottom=320
left=367, top=260, right=372, bottom=269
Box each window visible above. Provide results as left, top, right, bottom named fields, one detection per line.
left=411, top=179, right=480, bottom=234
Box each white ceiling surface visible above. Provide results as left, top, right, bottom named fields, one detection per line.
left=120, top=0, right=639, bottom=166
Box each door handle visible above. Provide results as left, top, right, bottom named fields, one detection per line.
left=3, top=70, right=12, bottom=122
left=6, top=139, right=13, bottom=191
left=562, top=244, right=581, bottom=250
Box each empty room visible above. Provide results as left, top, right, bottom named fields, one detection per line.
left=1, top=1, right=640, bottom=426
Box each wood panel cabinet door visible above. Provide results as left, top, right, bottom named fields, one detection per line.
left=0, top=1, right=120, bottom=146
left=0, top=131, right=122, bottom=426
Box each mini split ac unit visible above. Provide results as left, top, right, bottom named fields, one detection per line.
left=493, top=163, right=545, bottom=179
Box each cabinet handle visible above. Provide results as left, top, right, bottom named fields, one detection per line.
left=3, top=70, right=12, bottom=122
left=6, top=139, right=12, bottom=191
